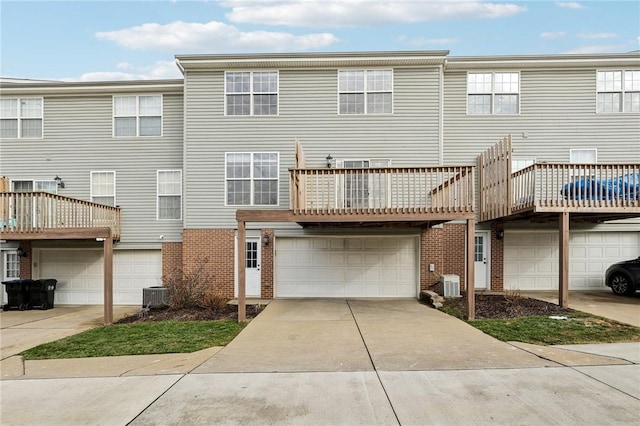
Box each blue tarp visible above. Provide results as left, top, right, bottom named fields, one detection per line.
left=562, top=173, right=640, bottom=200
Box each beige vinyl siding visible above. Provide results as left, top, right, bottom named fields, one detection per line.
left=0, top=93, right=184, bottom=245
left=184, top=67, right=442, bottom=228
left=443, top=68, right=640, bottom=164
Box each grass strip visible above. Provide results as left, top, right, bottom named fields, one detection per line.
left=469, top=313, right=640, bottom=345
left=21, top=320, right=245, bottom=360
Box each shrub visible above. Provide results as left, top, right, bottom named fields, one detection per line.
left=162, top=257, right=230, bottom=310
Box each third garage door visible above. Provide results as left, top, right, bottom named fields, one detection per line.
left=504, top=231, right=640, bottom=290
left=275, top=237, right=418, bottom=298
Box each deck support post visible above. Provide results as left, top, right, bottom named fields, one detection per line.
left=237, top=220, right=247, bottom=323
left=559, top=212, right=569, bottom=308
left=103, top=236, right=113, bottom=325
left=466, top=218, right=475, bottom=320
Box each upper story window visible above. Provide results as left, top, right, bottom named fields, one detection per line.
left=597, top=70, right=640, bottom=113
left=225, top=152, right=279, bottom=206
left=113, top=95, right=162, bottom=137
left=338, top=70, right=393, bottom=114
left=157, top=170, right=182, bottom=220
left=467, top=72, right=519, bottom=115
left=91, top=171, right=116, bottom=206
left=0, top=98, right=43, bottom=138
left=225, top=71, right=278, bottom=116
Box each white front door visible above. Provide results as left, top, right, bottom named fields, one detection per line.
left=241, top=238, right=261, bottom=297
left=2, top=251, right=20, bottom=305
left=474, top=232, right=489, bottom=289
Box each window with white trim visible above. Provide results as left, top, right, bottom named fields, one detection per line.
left=157, top=170, right=182, bottom=220
left=597, top=70, right=640, bottom=113
left=225, top=153, right=278, bottom=205
left=338, top=70, right=393, bottom=114
left=467, top=72, right=519, bottom=115
left=570, top=149, right=597, bottom=164
left=225, top=71, right=278, bottom=116
left=113, top=95, right=162, bottom=137
left=511, top=158, right=535, bottom=173
left=0, top=98, right=43, bottom=138
left=91, top=171, right=116, bottom=206
left=11, top=180, right=57, bottom=193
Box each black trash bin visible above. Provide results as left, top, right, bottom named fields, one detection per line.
left=2, top=279, right=36, bottom=311
left=28, top=279, right=57, bottom=310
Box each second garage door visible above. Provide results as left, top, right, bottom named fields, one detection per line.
left=275, top=237, right=418, bottom=298
left=504, top=231, right=640, bottom=290
left=38, top=249, right=162, bottom=305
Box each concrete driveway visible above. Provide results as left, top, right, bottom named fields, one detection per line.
left=2, top=299, right=639, bottom=425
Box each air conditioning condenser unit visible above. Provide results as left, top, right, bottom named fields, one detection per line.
left=438, top=274, right=460, bottom=297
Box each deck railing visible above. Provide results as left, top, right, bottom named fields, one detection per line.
left=0, top=192, right=121, bottom=239
left=289, top=166, right=475, bottom=215
left=513, top=163, right=640, bottom=213
left=479, top=136, right=640, bottom=221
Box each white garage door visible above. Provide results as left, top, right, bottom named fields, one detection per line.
left=275, top=237, right=417, bottom=298
left=504, top=231, right=640, bottom=290
left=38, top=249, right=162, bottom=305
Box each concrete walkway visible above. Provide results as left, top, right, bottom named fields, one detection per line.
left=1, top=299, right=639, bottom=425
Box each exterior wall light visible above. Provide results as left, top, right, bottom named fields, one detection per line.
left=496, top=229, right=505, bottom=240
left=263, top=234, right=270, bottom=246
left=17, top=247, right=28, bottom=258
left=54, top=175, right=65, bottom=188
left=326, top=154, right=334, bottom=168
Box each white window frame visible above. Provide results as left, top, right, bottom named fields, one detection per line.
left=4, top=251, right=20, bottom=280
left=90, top=171, right=116, bottom=206
left=113, top=95, right=163, bottom=137
left=596, top=70, right=640, bottom=113
left=467, top=72, right=520, bottom=115
left=10, top=180, right=58, bottom=193
left=511, top=157, right=535, bottom=173
left=0, top=97, right=43, bottom=139
left=224, top=71, right=279, bottom=116
left=157, top=170, right=182, bottom=220
left=570, top=149, right=597, bottom=164
left=337, top=69, right=394, bottom=115
left=225, top=152, right=280, bottom=206
left=336, top=158, right=392, bottom=208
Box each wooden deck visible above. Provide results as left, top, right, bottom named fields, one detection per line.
left=479, top=136, right=640, bottom=223
left=0, top=192, right=121, bottom=241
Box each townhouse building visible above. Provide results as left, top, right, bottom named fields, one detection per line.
left=1, top=50, right=639, bottom=320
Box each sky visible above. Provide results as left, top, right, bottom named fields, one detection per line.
left=1, top=0, right=639, bottom=82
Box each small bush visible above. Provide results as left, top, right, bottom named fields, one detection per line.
left=162, top=257, right=229, bottom=310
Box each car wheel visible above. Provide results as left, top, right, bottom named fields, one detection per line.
left=609, top=273, right=636, bottom=296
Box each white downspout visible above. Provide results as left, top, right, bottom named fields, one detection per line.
left=438, top=62, right=445, bottom=166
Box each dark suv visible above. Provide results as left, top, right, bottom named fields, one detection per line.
left=605, top=256, right=640, bottom=296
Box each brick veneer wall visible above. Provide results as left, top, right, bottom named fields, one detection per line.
left=161, top=242, right=183, bottom=279
left=261, top=229, right=274, bottom=298
left=19, top=242, right=32, bottom=279
left=182, top=229, right=235, bottom=298
left=420, top=227, right=443, bottom=292
left=443, top=223, right=467, bottom=285
left=490, top=222, right=504, bottom=291
left=420, top=223, right=468, bottom=293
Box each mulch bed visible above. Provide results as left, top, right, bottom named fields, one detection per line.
left=443, top=293, right=576, bottom=319
left=115, top=304, right=265, bottom=324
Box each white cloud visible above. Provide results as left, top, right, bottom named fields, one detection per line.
left=96, top=21, right=338, bottom=52
left=224, top=0, right=526, bottom=27
left=555, top=2, right=584, bottom=9
left=397, top=35, right=458, bottom=47
left=540, top=31, right=566, bottom=40
left=578, top=32, right=617, bottom=40
left=65, top=61, right=183, bottom=82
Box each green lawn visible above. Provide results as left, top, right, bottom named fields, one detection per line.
left=21, top=320, right=246, bottom=360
